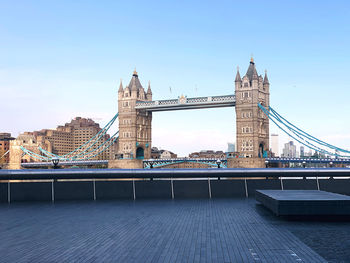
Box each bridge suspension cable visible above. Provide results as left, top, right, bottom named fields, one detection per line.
left=20, top=113, right=119, bottom=161
left=63, top=112, right=119, bottom=159
left=0, top=150, right=10, bottom=160
left=258, top=104, right=350, bottom=158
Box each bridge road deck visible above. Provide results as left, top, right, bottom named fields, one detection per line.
left=0, top=199, right=337, bottom=263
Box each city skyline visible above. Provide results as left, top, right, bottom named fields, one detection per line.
left=1, top=1, right=350, bottom=156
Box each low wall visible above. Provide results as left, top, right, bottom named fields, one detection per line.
left=108, top=159, right=143, bottom=169
left=227, top=157, right=265, bottom=168
left=1, top=178, right=350, bottom=203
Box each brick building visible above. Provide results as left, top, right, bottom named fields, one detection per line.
left=34, top=117, right=114, bottom=160
left=0, top=133, right=15, bottom=164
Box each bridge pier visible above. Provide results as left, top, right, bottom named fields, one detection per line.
left=227, top=157, right=266, bottom=168
left=108, top=159, right=143, bottom=169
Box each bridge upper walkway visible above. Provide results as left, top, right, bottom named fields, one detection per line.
left=135, top=94, right=235, bottom=111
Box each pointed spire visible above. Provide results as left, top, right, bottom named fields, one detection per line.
left=263, top=70, right=269, bottom=85
left=246, top=57, right=258, bottom=81
left=131, top=81, right=138, bottom=91
left=147, top=80, right=152, bottom=94
left=133, top=68, right=138, bottom=76
left=118, top=79, right=123, bottom=92
left=235, top=66, right=241, bottom=82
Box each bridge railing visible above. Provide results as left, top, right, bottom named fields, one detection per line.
left=135, top=95, right=236, bottom=109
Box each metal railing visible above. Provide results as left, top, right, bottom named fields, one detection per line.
left=0, top=168, right=349, bottom=181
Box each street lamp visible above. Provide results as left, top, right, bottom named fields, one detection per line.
left=265, top=160, right=269, bottom=168
left=302, top=161, right=306, bottom=168
left=329, top=161, right=333, bottom=168
left=216, top=159, right=222, bottom=180
left=52, top=157, right=59, bottom=169
left=216, top=159, right=221, bottom=169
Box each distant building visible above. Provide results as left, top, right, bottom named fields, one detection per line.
left=0, top=133, right=15, bottom=164
left=160, top=150, right=177, bottom=159
left=227, top=143, right=235, bottom=153
left=304, top=149, right=313, bottom=157
left=189, top=150, right=226, bottom=159
left=17, top=117, right=115, bottom=161
left=150, top=147, right=177, bottom=159
left=300, top=146, right=305, bottom=157
left=282, top=141, right=297, bottom=158
left=151, top=147, right=161, bottom=159
left=270, top=134, right=279, bottom=157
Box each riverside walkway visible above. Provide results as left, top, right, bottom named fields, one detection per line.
left=1, top=198, right=348, bottom=263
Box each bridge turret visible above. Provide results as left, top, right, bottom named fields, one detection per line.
left=139, top=87, right=145, bottom=100
left=117, top=70, right=152, bottom=161
left=147, top=81, right=152, bottom=101
left=235, top=67, right=241, bottom=90
left=235, top=58, right=270, bottom=160
left=263, top=70, right=269, bottom=89
left=118, top=80, right=124, bottom=100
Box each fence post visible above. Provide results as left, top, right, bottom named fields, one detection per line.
left=208, top=178, right=212, bottom=199
left=171, top=179, right=174, bottom=199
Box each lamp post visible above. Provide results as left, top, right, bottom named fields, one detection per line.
left=302, top=161, right=306, bottom=179
left=302, top=161, right=306, bottom=168
left=330, top=161, right=334, bottom=179
left=216, top=159, right=221, bottom=168
left=52, top=158, right=59, bottom=169
left=264, top=160, right=269, bottom=179
left=217, top=159, right=221, bottom=180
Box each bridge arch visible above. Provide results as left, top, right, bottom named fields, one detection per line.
left=136, top=147, right=144, bottom=159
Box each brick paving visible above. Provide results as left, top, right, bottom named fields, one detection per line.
left=0, top=199, right=340, bottom=263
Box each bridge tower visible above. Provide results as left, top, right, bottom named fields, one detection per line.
left=117, top=70, right=152, bottom=160
left=235, top=58, right=270, bottom=160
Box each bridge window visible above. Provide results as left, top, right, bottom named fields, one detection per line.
left=241, top=126, right=252, bottom=133
left=123, top=132, right=132, bottom=138
left=123, top=119, right=131, bottom=125
left=241, top=92, right=250, bottom=99
left=241, top=111, right=252, bottom=118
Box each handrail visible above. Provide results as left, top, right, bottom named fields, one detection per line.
left=0, top=168, right=349, bottom=181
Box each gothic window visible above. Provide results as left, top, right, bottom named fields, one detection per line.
left=244, top=82, right=249, bottom=88
left=123, top=101, right=130, bottom=107
left=241, top=92, right=250, bottom=99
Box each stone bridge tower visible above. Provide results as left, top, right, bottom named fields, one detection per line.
left=117, top=70, right=152, bottom=160
left=235, top=58, right=270, bottom=161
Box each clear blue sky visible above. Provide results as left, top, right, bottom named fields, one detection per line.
left=1, top=0, right=349, bottom=156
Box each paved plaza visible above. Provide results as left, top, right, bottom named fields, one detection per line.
left=0, top=199, right=349, bottom=263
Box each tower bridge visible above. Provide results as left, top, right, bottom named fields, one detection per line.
left=116, top=58, right=270, bottom=167
left=18, top=57, right=350, bottom=169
